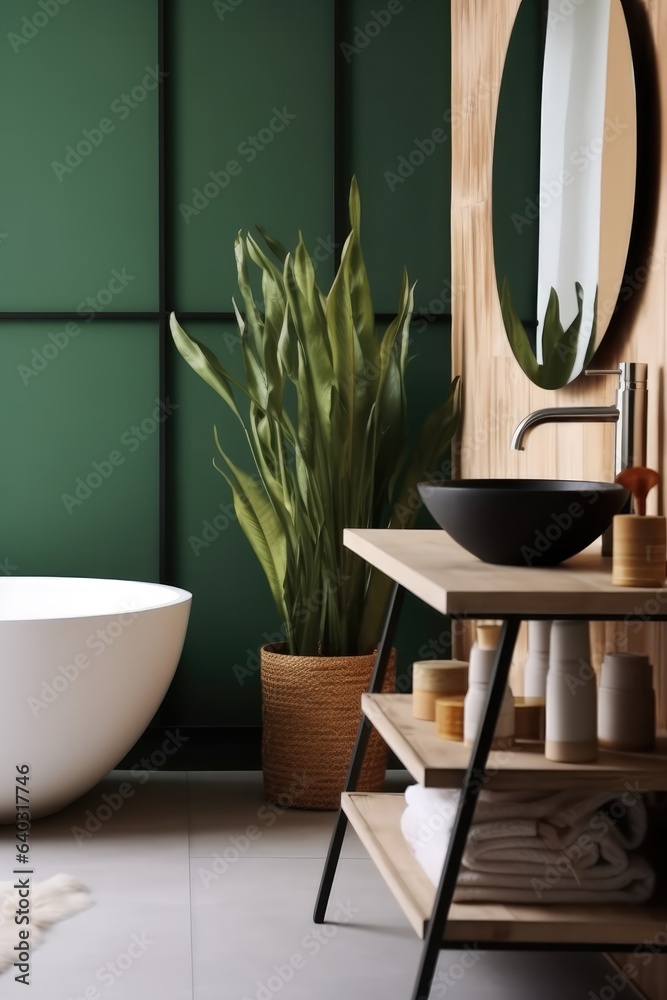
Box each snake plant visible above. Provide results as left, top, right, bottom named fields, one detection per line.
left=170, top=178, right=460, bottom=656
left=501, top=278, right=598, bottom=389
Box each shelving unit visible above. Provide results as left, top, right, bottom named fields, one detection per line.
left=314, top=529, right=667, bottom=1000
left=343, top=792, right=667, bottom=945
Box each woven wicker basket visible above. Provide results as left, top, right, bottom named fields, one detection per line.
left=260, top=643, right=396, bottom=810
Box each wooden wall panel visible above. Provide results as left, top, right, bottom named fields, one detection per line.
left=451, top=1, right=667, bottom=994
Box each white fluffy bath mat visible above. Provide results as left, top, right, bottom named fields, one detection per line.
left=0, top=874, right=92, bottom=973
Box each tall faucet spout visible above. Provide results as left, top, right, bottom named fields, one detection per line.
left=511, top=406, right=619, bottom=452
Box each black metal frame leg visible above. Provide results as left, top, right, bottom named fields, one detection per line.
left=313, top=583, right=406, bottom=923
left=411, top=617, right=521, bottom=1000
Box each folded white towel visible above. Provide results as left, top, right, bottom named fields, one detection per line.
left=402, top=784, right=654, bottom=904
left=454, top=854, right=655, bottom=904
left=0, top=874, right=92, bottom=974
left=404, top=784, right=648, bottom=849
left=402, top=786, right=460, bottom=850
left=463, top=819, right=629, bottom=875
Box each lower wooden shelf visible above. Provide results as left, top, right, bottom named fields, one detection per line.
left=343, top=791, right=667, bottom=946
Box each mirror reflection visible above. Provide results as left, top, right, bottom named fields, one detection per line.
left=493, top=0, right=637, bottom=389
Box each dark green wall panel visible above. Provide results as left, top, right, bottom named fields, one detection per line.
left=165, top=322, right=278, bottom=726
left=171, top=0, right=334, bottom=311
left=0, top=323, right=159, bottom=579
left=349, top=0, right=451, bottom=314
left=0, top=0, right=158, bottom=310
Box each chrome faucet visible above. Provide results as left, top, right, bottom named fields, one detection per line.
left=511, top=362, right=648, bottom=553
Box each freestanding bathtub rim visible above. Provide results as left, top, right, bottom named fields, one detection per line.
left=0, top=576, right=192, bottom=822
left=0, top=576, right=192, bottom=622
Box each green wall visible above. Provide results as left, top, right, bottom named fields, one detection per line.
left=0, top=0, right=158, bottom=309
left=1, top=0, right=454, bottom=730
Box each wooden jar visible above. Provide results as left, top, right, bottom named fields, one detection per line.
left=612, top=515, right=666, bottom=587
left=412, top=660, right=468, bottom=721
left=435, top=696, right=465, bottom=741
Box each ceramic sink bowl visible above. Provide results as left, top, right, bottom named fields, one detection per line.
left=418, top=479, right=630, bottom=567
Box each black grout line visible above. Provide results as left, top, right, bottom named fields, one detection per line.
left=158, top=0, right=167, bottom=324
left=0, top=311, right=455, bottom=324
left=158, top=0, right=168, bottom=586
left=332, top=0, right=349, bottom=269
left=174, top=311, right=455, bottom=325
left=174, top=312, right=237, bottom=321
left=0, top=312, right=161, bottom=321
left=376, top=312, right=452, bottom=325
left=185, top=771, right=196, bottom=999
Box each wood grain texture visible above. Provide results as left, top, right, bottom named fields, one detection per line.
left=362, top=694, right=667, bottom=790
left=342, top=792, right=667, bottom=944
left=451, top=1, right=667, bottom=991
left=344, top=529, right=667, bottom=616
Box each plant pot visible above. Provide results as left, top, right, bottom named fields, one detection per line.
left=260, top=643, right=396, bottom=810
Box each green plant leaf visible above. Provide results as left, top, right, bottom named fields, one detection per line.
left=246, top=232, right=285, bottom=288
left=234, top=233, right=264, bottom=360
left=171, top=181, right=462, bottom=656
left=346, top=176, right=376, bottom=362
left=501, top=279, right=599, bottom=390
left=286, top=249, right=334, bottom=449
left=539, top=285, right=580, bottom=389
left=212, top=433, right=288, bottom=620
left=170, top=314, right=244, bottom=420
left=255, top=221, right=289, bottom=265
left=500, top=280, right=542, bottom=385
left=582, top=285, right=599, bottom=368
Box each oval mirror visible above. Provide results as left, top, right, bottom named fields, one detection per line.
left=493, top=0, right=637, bottom=389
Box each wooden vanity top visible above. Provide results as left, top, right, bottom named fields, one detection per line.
left=344, top=529, right=667, bottom=618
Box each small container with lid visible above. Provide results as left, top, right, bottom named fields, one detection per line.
left=412, top=660, right=468, bottom=721
left=612, top=466, right=666, bottom=588
left=612, top=516, right=666, bottom=588
left=435, top=695, right=465, bottom=741
left=598, top=652, right=655, bottom=752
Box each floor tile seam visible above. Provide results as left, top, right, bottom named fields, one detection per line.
left=186, top=771, right=196, bottom=1000
left=187, top=853, right=371, bottom=861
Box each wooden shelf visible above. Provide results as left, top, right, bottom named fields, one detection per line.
left=337, top=529, right=667, bottom=964
left=344, top=528, right=667, bottom=617
left=364, top=694, right=667, bottom=790
left=343, top=791, right=667, bottom=945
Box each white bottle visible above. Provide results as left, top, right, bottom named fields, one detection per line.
left=464, top=630, right=515, bottom=749
left=523, top=620, right=551, bottom=699
left=545, top=621, right=597, bottom=763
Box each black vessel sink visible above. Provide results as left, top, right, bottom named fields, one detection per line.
left=418, top=480, right=630, bottom=567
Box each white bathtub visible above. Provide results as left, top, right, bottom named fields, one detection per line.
left=0, top=577, right=191, bottom=822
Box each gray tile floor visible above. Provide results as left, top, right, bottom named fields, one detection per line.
left=0, top=771, right=641, bottom=999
